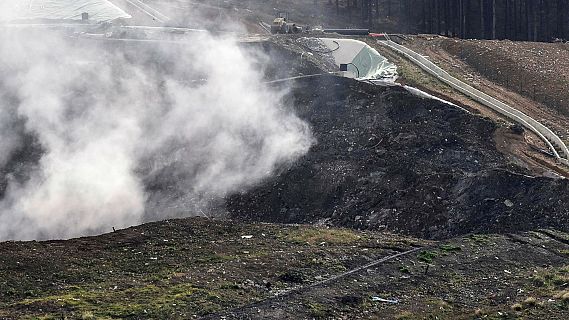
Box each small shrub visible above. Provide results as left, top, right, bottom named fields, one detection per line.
left=418, top=250, right=438, bottom=263
left=440, top=244, right=462, bottom=252
left=399, top=266, right=411, bottom=274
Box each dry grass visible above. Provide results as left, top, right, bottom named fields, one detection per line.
left=522, top=296, right=537, bottom=307
left=554, top=290, right=569, bottom=302
left=395, top=311, right=414, bottom=320
left=285, top=228, right=361, bottom=245
left=511, top=303, right=523, bottom=311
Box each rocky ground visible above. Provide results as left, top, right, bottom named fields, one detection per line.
left=3, top=3, right=569, bottom=319
left=0, top=218, right=568, bottom=319
left=400, top=35, right=569, bottom=144
left=440, top=38, right=569, bottom=117
left=228, top=75, right=569, bottom=239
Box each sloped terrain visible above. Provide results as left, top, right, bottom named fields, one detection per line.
left=401, top=36, right=569, bottom=143
left=0, top=218, right=426, bottom=319
left=212, top=229, right=569, bottom=320
left=2, top=9, right=569, bottom=318
left=228, top=76, right=569, bottom=239
left=441, top=39, right=569, bottom=118
left=1, top=34, right=568, bottom=241
left=0, top=218, right=568, bottom=319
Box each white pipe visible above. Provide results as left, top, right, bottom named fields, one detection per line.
left=123, top=0, right=168, bottom=23
left=379, top=39, right=569, bottom=165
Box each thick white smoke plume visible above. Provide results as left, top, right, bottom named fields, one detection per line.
left=0, top=27, right=313, bottom=240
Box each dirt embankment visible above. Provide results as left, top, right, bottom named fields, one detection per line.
left=0, top=218, right=568, bottom=319
left=442, top=39, right=569, bottom=116
left=402, top=36, right=569, bottom=142
left=228, top=76, right=569, bottom=239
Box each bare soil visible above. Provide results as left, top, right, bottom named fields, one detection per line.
left=3, top=6, right=569, bottom=318
left=0, top=218, right=568, bottom=319
left=401, top=36, right=569, bottom=143
left=228, top=75, right=569, bottom=239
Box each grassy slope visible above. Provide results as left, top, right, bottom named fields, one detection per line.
left=0, top=218, right=423, bottom=319
left=0, top=218, right=567, bottom=319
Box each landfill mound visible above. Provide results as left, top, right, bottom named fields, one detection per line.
left=227, top=75, right=569, bottom=239
left=1, top=34, right=568, bottom=240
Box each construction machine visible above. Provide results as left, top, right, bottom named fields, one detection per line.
left=270, top=12, right=303, bottom=34
left=271, top=12, right=290, bottom=34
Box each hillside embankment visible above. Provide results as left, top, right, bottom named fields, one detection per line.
left=228, top=75, right=569, bottom=239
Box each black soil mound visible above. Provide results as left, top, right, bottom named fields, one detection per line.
left=227, top=76, right=569, bottom=239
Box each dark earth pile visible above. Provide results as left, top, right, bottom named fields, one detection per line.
left=1, top=29, right=569, bottom=319
left=227, top=76, right=569, bottom=239
left=1, top=37, right=568, bottom=240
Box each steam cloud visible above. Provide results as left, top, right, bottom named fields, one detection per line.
left=0, top=26, right=313, bottom=240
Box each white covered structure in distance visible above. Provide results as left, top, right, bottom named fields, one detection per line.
left=319, top=38, right=398, bottom=80
left=0, top=0, right=131, bottom=23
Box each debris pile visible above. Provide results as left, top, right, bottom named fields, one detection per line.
left=228, top=75, right=569, bottom=239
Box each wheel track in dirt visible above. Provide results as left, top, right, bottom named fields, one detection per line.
left=200, top=246, right=423, bottom=319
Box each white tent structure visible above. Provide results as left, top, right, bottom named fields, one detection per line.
left=318, top=38, right=398, bottom=81
left=0, top=0, right=131, bottom=23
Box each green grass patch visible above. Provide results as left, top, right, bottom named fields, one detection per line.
left=194, top=254, right=235, bottom=264
left=285, top=228, right=361, bottom=245
left=417, top=250, right=438, bottom=263
left=440, top=244, right=462, bottom=252
left=399, top=266, right=411, bottom=274
left=531, top=265, right=569, bottom=294
left=395, top=311, right=415, bottom=320
left=305, top=301, right=331, bottom=318
left=14, top=280, right=255, bottom=319
left=396, top=59, right=452, bottom=93
left=467, top=234, right=492, bottom=246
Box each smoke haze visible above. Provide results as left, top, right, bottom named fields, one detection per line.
left=0, top=25, right=313, bottom=240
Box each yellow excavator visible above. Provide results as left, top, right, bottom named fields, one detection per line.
left=270, top=12, right=302, bottom=34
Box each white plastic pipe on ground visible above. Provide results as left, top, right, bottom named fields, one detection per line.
left=379, top=38, right=569, bottom=167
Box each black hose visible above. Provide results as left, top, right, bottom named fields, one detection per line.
left=300, top=39, right=340, bottom=54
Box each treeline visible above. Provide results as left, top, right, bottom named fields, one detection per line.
left=329, top=0, right=569, bottom=41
